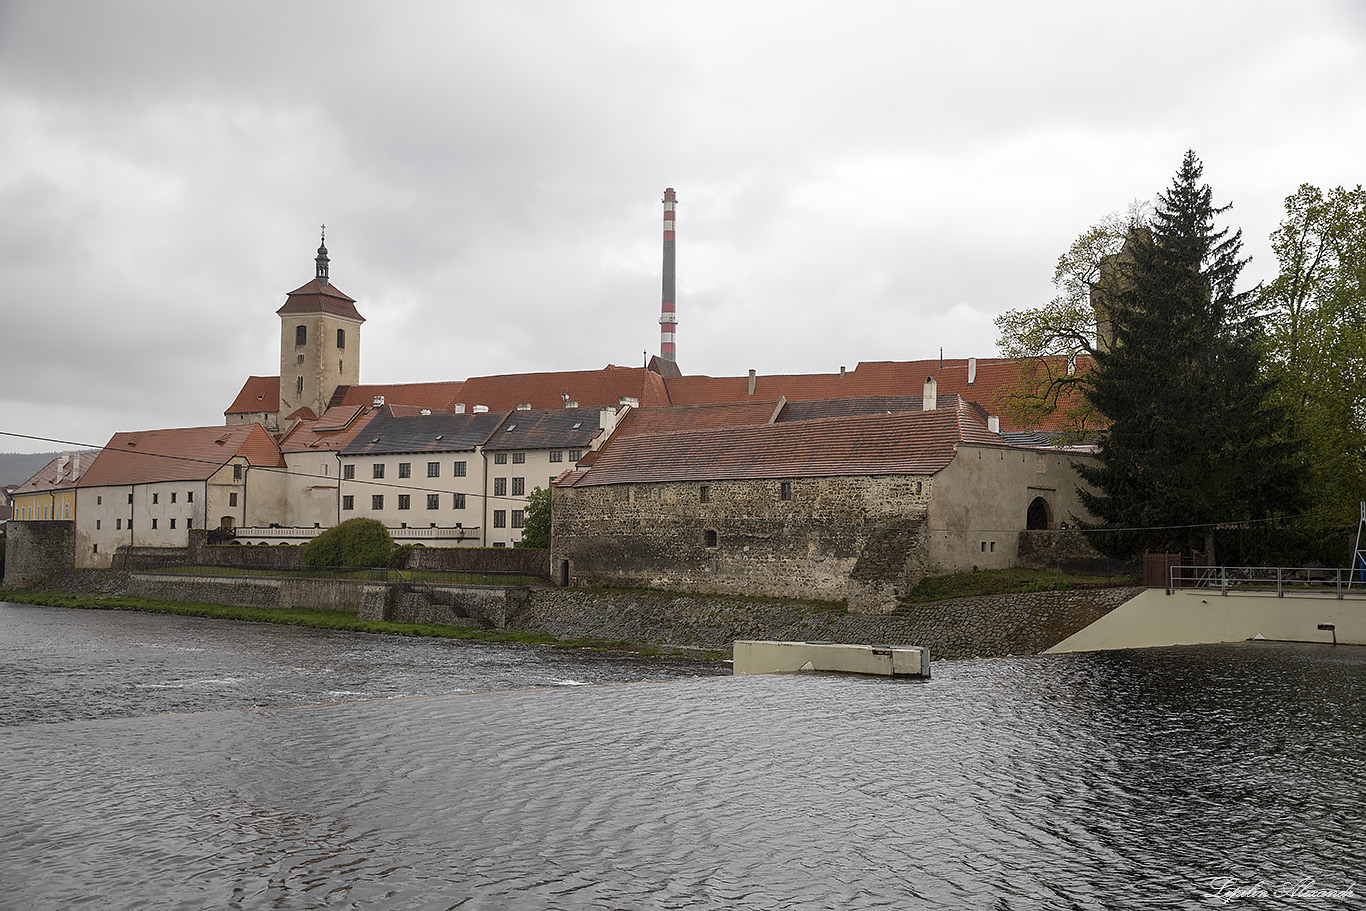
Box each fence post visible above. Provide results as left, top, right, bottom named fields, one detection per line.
left=1276, top=567, right=1283, bottom=598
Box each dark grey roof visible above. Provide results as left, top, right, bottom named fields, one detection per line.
left=341, top=410, right=507, bottom=456
left=484, top=409, right=606, bottom=452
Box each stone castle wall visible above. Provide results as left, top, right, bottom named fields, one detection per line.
left=3, top=521, right=76, bottom=589
left=551, top=475, right=931, bottom=610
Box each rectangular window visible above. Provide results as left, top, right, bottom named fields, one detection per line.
left=229, top=492, right=238, bottom=507
left=373, top=464, right=385, bottom=479
left=780, top=481, right=793, bottom=501
left=492, top=542, right=506, bottom=548
left=453, top=493, right=466, bottom=509
left=372, top=495, right=384, bottom=510
left=512, top=452, right=525, bottom=464
left=493, top=510, right=506, bottom=528
left=398, top=462, right=411, bottom=479
left=186, top=518, right=192, bottom=529
left=427, top=494, right=440, bottom=510
left=152, top=518, right=158, bottom=529
left=128, top=493, right=133, bottom=504
left=97, top=495, right=102, bottom=505
left=454, top=461, right=467, bottom=477
left=93, top=543, right=98, bottom=554
left=342, top=495, right=354, bottom=511
left=494, top=478, right=507, bottom=497
left=705, top=529, right=718, bottom=548
left=117, top=518, right=122, bottom=530
left=494, top=453, right=508, bottom=465
left=187, top=491, right=194, bottom=503
left=398, top=494, right=411, bottom=510
left=171, top=492, right=177, bottom=503
left=152, top=493, right=159, bottom=504
left=234, top=464, right=243, bottom=481
left=568, top=450, right=582, bottom=461
left=427, top=462, right=440, bottom=478
left=96, top=520, right=101, bottom=530
left=700, top=485, right=710, bottom=503
left=549, top=451, right=563, bottom=463
left=170, top=519, right=176, bottom=529
left=343, top=464, right=355, bottom=480
left=511, top=477, right=525, bottom=496
left=511, top=509, right=524, bottom=529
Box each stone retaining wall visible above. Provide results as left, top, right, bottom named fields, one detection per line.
left=15, top=570, right=1143, bottom=660
left=3, top=521, right=76, bottom=589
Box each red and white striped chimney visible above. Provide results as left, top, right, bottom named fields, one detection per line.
left=660, top=187, right=678, bottom=363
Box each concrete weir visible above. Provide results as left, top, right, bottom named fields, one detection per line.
left=733, top=640, right=931, bottom=677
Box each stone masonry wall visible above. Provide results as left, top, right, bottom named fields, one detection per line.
left=3, top=521, right=76, bottom=589
left=552, top=475, right=930, bottom=608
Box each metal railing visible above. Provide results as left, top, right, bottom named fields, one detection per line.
left=1170, top=565, right=1366, bottom=599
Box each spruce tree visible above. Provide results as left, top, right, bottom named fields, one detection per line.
left=1076, top=151, right=1301, bottom=562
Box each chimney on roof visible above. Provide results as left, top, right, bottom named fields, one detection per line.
left=923, top=376, right=937, bottom=411
left=516, top=403, right=532, bottom=411
left=619, top=396, right=639, bottom=408
left=748, top=369, right=757, bottom=396
left=421, top=409, right=432, bottom=416
left=1067, top=353, right=1077, bottom=376
left=968, top=357, right=977, bottom=385
left=453, top=403, right=466, bottom=414
left=988, top=415, right=1000, bottom=434
left=599, top=406, right=619, bottom=434
left=840, top=365, right=846, bottom=378
left=58, top=452, right=70, bottom=473
left=565, top=400, right=579, bottom=409
left=660, top=188, right=678, bottom=363
left=473, top=405, right=488, bottom=413
left=373, top=395, right=385, bottom=407
left=71, top=453, right=81, bottom=482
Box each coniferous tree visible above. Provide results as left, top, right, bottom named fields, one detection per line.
left=1076, top=151, right=1301, bottom=561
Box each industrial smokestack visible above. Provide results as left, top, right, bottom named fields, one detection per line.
left=660, top=188, right=677, bottom=363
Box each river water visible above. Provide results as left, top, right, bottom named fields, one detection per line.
left=2, top=602, right=1363, bottom=909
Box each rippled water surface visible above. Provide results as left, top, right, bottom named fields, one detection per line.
left=3, top=602, right=1364, bottom=909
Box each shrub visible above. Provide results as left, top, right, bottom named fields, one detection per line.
left=302, top=518, right=394, bottom=568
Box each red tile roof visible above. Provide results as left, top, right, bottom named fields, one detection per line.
left=278, top=405, right=382, bottom=454
left=275, top=279, right=365, bottom=322
left=612, top=399, right=784, bottom=439
left=78, top=424, right=284, bottom=487
left=660, top=357, right=1090, bottom=432
left=225, top=376, right=280, bottom=415
left=328, top=382, right=468, bottom=411
left=452, top=365, right=671, bottom=411
left=12, top=453, right=95, bottom=495
left=559, top=405, right=1005, bottom=488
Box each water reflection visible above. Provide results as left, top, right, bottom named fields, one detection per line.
left=2, top=603, right=1363, bottom=909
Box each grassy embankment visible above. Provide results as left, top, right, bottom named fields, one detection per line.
left=900, top=567, right=1139, bottom=605
left=2, top=590, right=725, bottom=661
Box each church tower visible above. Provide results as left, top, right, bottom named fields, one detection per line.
left=277, top=229, right=365, bottom=421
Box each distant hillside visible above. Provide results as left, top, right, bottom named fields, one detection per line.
left=0, top=451, right=99, bottom=488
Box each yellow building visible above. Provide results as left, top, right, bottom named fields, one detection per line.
left=10, top=453, right=87, bottom=524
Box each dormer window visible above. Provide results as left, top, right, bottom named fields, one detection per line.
left=296, top=325, right=307, bottom=346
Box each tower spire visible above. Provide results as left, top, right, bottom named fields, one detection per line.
left=315, top=225, right=330, bottom=285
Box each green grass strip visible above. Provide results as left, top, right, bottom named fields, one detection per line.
left=2, top=591, right=726, bottom=661
left=901, top=567, right=1140, bottom=604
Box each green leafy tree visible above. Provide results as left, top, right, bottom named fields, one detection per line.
left=1076, top=151, right=1302, bottom=562
left=1260, top=184, right=1366, bottom=555
left=302, top=518, right=394, bottom=568
left=993, top=201, right=1149, bottom=433
left=517, top=486, right=551, bottom=549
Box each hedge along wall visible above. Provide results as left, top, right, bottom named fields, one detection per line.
left=184, top=530, right=550, bottom=579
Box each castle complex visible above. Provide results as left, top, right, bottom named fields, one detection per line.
left=9, top=201, right=1102, bottom=612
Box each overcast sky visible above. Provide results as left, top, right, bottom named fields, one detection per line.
left=3, top=1, right=1365, bottom=454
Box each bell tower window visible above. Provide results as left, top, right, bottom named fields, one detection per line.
left=296, top=325, right=307, bottom=346
left=296, top=376, right=304, bottom=395
left=337, top=329, right=346, bottom=349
